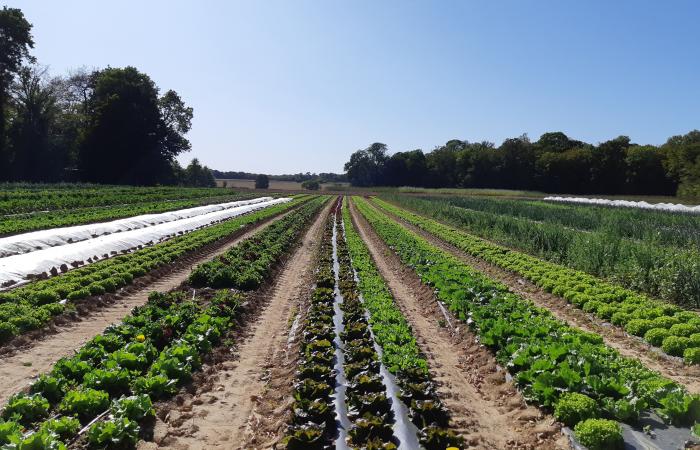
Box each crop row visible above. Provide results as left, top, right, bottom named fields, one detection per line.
left=417, top=194, right=700, bottom=249
left=0, top=288, right=240, bottom=449
left=189, top=196, right=328, bottom=290
left=0, top=185, right=237, bottom=215
left=286, top=200, right=412, bottom=449
left=354, top=196, right=700, bottom=450
left=283, top=207, right=337, bottom=448
left=0, top=194, right=323, bottom=449
left=340, top=198, right=459, bottom=449
left=334, top=202, right=398, bottom=449
left=0, top=196, right=309, bottom=344
left=0, top=193, right=257, bottom=237
left=383, top=194, right=700, bottom=308
left=373, top=197, right=700, bottom=364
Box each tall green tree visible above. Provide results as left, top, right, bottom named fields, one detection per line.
left=662, top=130, right=700, bottom=198
left=78, top=67, right=192, bottom=185
left=184, top=158, right=216, bottom=187
left=0, top=6, right=34, bottom=180
left=7, top=65, right=65, bottom=181
left=344, top=142, right=388, bottom=186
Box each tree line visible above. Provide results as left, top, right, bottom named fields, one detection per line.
left=344, top=131, right=700, bottom=198
left=212, top=169, right=346, bottom=183
left=0, top=7, right=216, bottom=187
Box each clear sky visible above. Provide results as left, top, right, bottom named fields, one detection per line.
left=10, top=0, right=700, bottom=174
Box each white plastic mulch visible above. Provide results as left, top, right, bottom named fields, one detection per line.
left=0, top=197, right=273, bottom=258
left=543, top=196, right=700, bottom=214
left=0, top=197, right=291, bottom=288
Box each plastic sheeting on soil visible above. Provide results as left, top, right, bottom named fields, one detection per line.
left=544, top=196, right=700, bottom=214
left=0, top=197, right=272, bottom=258
left=563, top=411, right=699, bottom=450
left=0, top=197, right=291, bottom=288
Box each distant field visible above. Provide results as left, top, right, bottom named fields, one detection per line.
left=216, top=178, right=350, bottom=191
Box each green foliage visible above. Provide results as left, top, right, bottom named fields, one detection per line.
left=662, top=336, right=690, bottom=357
left=190, top=197, right=326, bottom=289
left=110, top=395, right=154, bottom=421
left=87, top=417, right=139, bottom=449
left=2, top=393, right=50, bottom=426
left=554, top=392, right=597, bottom=426
left=254, top=174, right=269, bottom=189
left=39, top=417, right=81, bottom=440
left=373, top=196, right=700, bottom=361
left=58, top=389, right=110, bottom=423
left=355, top=196, right=700, bottom=429
left=573, top=419, right=623, bottom=450
left=0, top=196, right=301, bottom=340
left=301, top=179, right=320, bottom=190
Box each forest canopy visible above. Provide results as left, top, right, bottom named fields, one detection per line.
left=344, top=131, right=700, bottom=197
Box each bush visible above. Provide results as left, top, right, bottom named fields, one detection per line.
left=301, top=179, right=320, bottom=190
left=554, top=392, right=597, bottom=426
left=644, top=328, right=671, bottom=346
left=662, top=336, right=691, bottom=357
left=254, top=174, right=269, bottom=189
left=574, top=418, right=623, bottom=450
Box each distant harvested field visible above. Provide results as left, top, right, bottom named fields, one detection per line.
left=216, top=178, right=350, bottom=191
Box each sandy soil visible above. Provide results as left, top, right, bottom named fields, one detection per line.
left=0, top=209, right=293, bottom=406
left=378, top=203, right=700, bottom=394
left=139, top=200, right=331, bottom=450
left=349, top=199, right=568, bottom=450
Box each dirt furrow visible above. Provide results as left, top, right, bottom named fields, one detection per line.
left=0, top=209, right=294, bottom=406
left=376, top=202, right=700, bottom=393
left=140, top=200, right=331, bottom=450
left=349, top=199, right=568, bottom=450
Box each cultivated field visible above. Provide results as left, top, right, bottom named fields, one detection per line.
left=216, top=178, right=350, bottom=192
left=0, top=184, right=699, bottom=450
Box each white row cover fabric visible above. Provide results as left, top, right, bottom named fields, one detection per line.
left=0, top=197, right=273, bottom=258
left=0, top=197, right=291, bottom=288
left=544, top=196, right=700, bottom=214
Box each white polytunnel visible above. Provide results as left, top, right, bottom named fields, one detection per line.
left=0, top=197, right=292, bottom=288
left=543, top=196, right=700, bottom=214
left=0, top=197, right=273, bottom=258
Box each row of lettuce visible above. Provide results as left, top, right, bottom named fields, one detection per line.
left=0, top=186, right=238, bottom=215
left=340, top=198, right=459, bottom=448
left=383, top=194, right=700, bottom=309
left=286, top=201, right=402, bottom=449
left=285, top=199, right=460, bottom=449
left=0, top=196, right=310, bottom=345
left=0, top=193, right=258, bottom=237
left=0, top=195, right=328, bottom=449
left=374, top=197, right=700, bottom=364
left=355, top=196, right=700, bottom=450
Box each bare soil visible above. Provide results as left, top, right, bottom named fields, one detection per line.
left=349, top=199, right=568, bottom=450
left=0, top=209, right=293, bottom=406
left=377, top=202, right=700, bottom=394
left=139, top=200, right=331, bottom=450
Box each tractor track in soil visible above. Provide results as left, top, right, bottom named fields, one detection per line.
left=376, top=200, right=700, bottom=394
left=0, top=205, right=298, bottom=406
left=139, top=200, right=332, bottom=450
left=349, top=198, right=569, bottom=450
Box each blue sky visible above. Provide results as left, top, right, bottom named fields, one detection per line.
left=11, top=0, right=700, bottom=174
